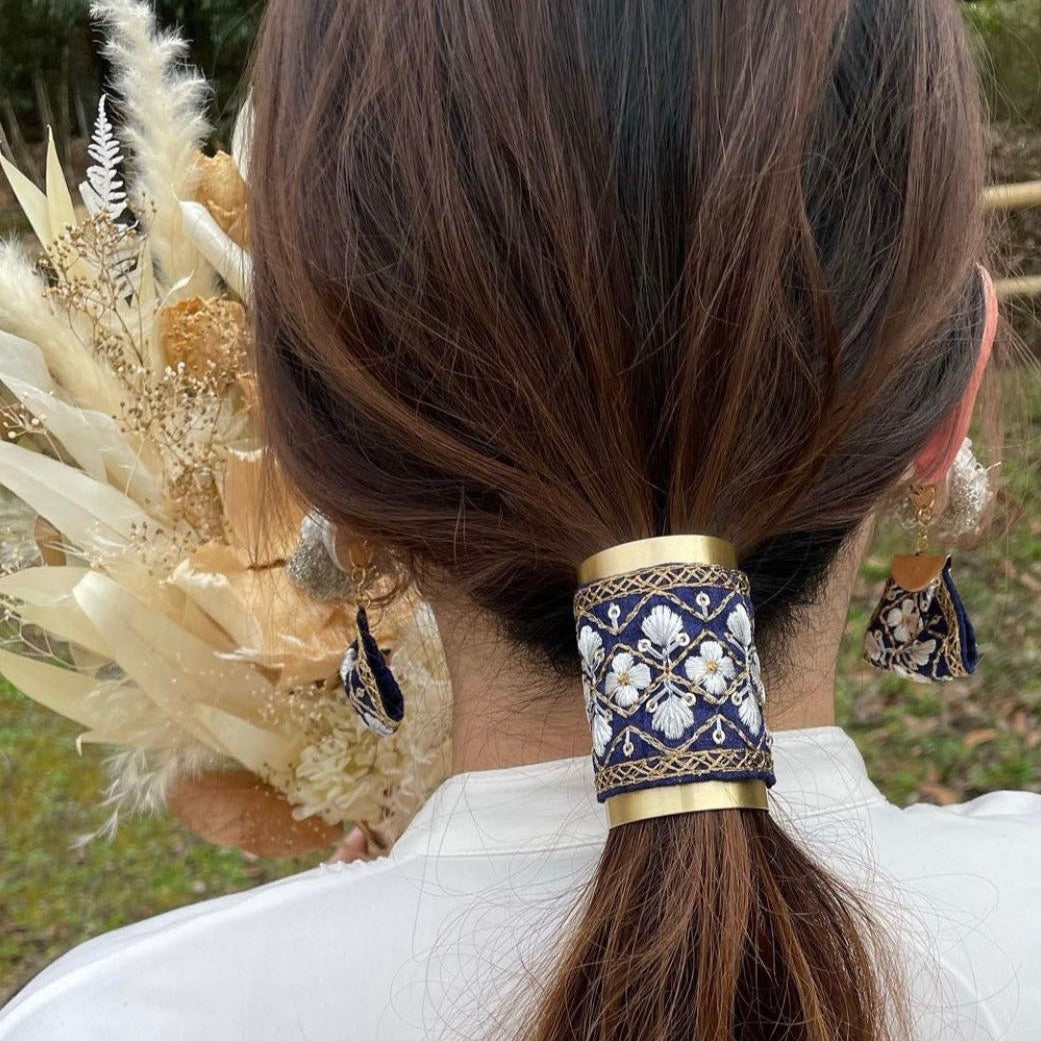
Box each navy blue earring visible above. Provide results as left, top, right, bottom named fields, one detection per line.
left=863, top=484, right=978, bottom=682
left=339, top=543, right=405, bottom=736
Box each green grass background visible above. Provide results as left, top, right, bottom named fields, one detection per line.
left=0, top=687, right=324, bottom=1003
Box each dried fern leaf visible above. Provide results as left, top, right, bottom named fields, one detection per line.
left=80, top=95, right=128, bottom=222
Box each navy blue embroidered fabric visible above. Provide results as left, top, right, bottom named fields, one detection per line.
left=864, top=558, right=978, bottom=682
left=574, top=563, right=774, bottom=802
left=340, top=606, right=405, bottom=736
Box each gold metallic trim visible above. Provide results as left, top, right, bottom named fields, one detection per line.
left=605, top=780, right=768, bottom=827
left=578, top=535, right=737, bottom=585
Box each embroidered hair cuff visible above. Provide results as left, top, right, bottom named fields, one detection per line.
left=574, top=536, right=774, bottom=827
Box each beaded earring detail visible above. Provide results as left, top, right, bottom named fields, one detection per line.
left=863, top=482, right=978, bottom=682
left=339, top=543, right=405, bottom=736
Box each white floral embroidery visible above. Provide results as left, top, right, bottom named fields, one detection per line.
left=577, top=625, right=604, bottom=722
left=726, top=603, right=766, bottom=705
left=684, top=640, right=735, bottom=696
left=738, top=689, right=762, bottom=734
left=885, top=598, right=922, bottom=644
left=605, top=651, right=652, bottom=709
left=863, top=628, right=887, bottom=665
left=641, top=605, right=685, bottom=651
left=748, top=646, right=766, bottom=701
left=591, top=710, right=613, bottom=757
left=892, top=661, right=932, bottom=684
left=726, top=604, right=753, bottom=647
left=652, top=694, right=695, bottom=740
left=898, top=637, right=938, bottom=671
left=577, top=625, right=604, bottom=673
left=909, top=638, right=938, bottom=666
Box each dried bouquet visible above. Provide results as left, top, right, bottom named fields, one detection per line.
left=0, top=0, right=451, bottom=857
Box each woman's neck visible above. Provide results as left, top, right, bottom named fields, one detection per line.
left=435, top=526, right=869, bottom=775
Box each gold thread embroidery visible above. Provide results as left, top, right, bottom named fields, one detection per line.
left=574, top=563, right=748, bottom=614
left=348, top=640, right=400, bottom=733
left=595, top=747, right=773, bottom=797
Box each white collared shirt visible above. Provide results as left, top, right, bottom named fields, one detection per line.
left=2, top=727, right=1040, bottom=1040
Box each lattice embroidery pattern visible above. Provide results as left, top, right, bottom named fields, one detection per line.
left=575, top=565, right=774, bottom=802
left=596, top=747, right=774, bottom=799
left=863, top=561, right=977, bottom=683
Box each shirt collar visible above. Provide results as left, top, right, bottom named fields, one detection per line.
left=393, top=726, right=886, bottom=860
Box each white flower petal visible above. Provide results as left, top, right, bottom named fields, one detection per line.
left=641, top=605, right=684, bottom=649
left=863, top=630, right=885, bottom=664
left=628, top=662, right=652, bottom=689
left=577, top=625, right=603, bottom=672
left=726, top=605, right=753, bottom=647
left=338, top=646, right=357, bottom=685
left=651, top=696, right=694, bottom=740
left=738, top=690, right=762, bottom=734
left=611, top=651, right=634, bottom=674
left=592, top=712, right=612, bottom=757
left=700, top=640, right=724, bottom=663
left=685, top=642, right=734, bottom=694
left=749, top=648, right=764, bottom=686
left=613, top=683, right=640, bottom=709
left=684, top=656, right=707, bottom=682
left=907, top=638, right=938, bottom=668
left=702, top=671, right=729, bottom=697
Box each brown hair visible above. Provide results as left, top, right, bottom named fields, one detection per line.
left=248, top=1, right=986, bottom=1038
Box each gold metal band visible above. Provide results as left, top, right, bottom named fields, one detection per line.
left=578, top=535, right=737, bottom=585
left=605, top=780, right=769, bottom=827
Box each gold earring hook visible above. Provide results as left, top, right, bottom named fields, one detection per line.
left=347, top=540, right=375, bottom=609
left=908, top=483, right=937, bottom=556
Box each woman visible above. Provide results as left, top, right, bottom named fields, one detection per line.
left=2, top=1, right=1039, bottom=1039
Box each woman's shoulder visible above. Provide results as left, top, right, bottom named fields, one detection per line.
left=864, top=789, right=1041, bottom=1040
left=882, top=786, right=1041, bottom=861
left=0, top=854, right=427, bottom=1041
left=860, top=786, right=1041, bottom=907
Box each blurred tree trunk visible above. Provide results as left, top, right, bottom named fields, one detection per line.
left=74, top=87, right=89, bottom=142
left=0, top=98, right=39, bottom=179
left=57, top=45, right=74, bottom=179
left=32, top=73, right=56, bottom=140
left=179, top=1, right=202, bottom=52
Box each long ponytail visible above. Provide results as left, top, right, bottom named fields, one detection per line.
left=521, top=813, right=900, bottom=1040
left=248, top=0, right=986, bottom=1037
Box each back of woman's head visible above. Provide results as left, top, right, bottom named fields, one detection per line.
left=249, top=1, right=986, bottom=1038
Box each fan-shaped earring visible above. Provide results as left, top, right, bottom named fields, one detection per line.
left=339, top=542, right=405, bottom=736
left=863, top=482, right=978, bottom=682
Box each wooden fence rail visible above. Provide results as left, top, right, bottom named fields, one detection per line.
left=983, top=180, right=1041, bottom=300
left=983, top=180, right=1041, bottom=211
